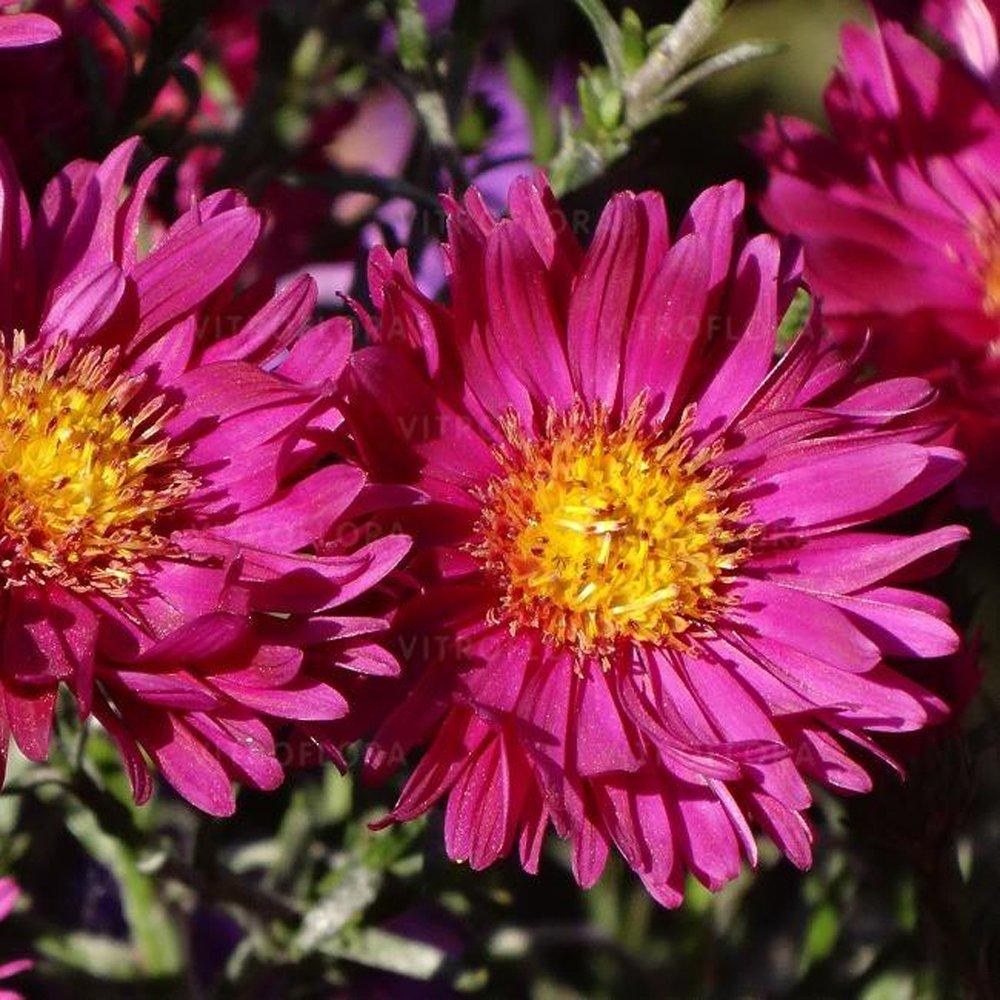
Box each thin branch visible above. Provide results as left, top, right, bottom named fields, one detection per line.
left=286, top=170, right=442, bottom=213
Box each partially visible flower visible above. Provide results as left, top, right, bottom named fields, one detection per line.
left=0, top=3, right=58, bottom=49
left=360, top=55, right=569, bottom=300
left=358, top=60, right=538, bottom=300
left=341, top=173, right=968, bottom=905
left=0, top=878, right=32, bottom=999
left=207, top=0, right=266, bottom=103
left=0, top=1, right=165, bottom=194
left=164, top=3, right=421, bottom=291
left=42, top=0, right=158, bottom=103
left=0, top=9, right=82, bottom=193
left=182, top=0, right=545, bottom=299
left=0, top=137, right=408, bottom=814
left=0, top=1, right=244, bottom=196
left=753, top=0, right=1000, bottom=517
left=879, top=0, right=1000, bottom=95
left=247, top=87, right=417, bottom=292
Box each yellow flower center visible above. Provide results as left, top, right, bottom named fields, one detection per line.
left=984, top=249, right=1000, bottom=317
left=975, top=212, right=1000, bottom=316
left=472, top=402, right=756, bottom=662
left=0, top=342, right=194, bottom=595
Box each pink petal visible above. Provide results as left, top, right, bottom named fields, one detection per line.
left=747, top=443, right=939, bottom=531
left=574, top=666, right=642, bottom=775
left=213, top=675, right=349, bottom=721
left=483, top=219, right=574, bottom=409
left=38, top=263, right=126, bottom=346
left=0, top=878, right=20, bottom=921
left=567, top=192, right=661, bottom=406
left=693, top=234, right=783, bottom=434
left=0, top=12, right=60, bottom=47
left=278, top=317, right=353, bottom=385
left=752, top=526, right=969, bottom=594
left=621, top=232, right=711, bottom=419
left=125, top=705, right=236, bottom=816
left=201, top=274, right=317, bottom=365
left=732, top=579, right=882, bottom=673
left=210, top=464, right=366, bottom=551
left=132, top=207, right=261, bottom=338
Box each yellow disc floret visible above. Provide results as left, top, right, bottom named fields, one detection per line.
left=984, top=249, right=1000, bottom=317
left=471, top=400, right=756, bottom=662
left=974, top=210, right=1000, bottom=316
left=1, top=340, right=194, bottom=595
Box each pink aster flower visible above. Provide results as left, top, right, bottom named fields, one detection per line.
left=0, top=878, right=32, bottom=999
left=341, top=174, right=968, bottom=904
left=753, top=0, right=1000, bottom=517
left=0, top=137, right=408, bottom=815
left=0, top=4, right=58, bottom=50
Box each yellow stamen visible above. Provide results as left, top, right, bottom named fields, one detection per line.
left=974, top=209, right=1000, bottom=316
left=984, top=251, right=1000, bottom=316
left=1, top=340, right=195, bottom=595
left=470, top=399, right=756, bottom=661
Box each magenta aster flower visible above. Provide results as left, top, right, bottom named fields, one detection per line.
left=0, top=4, right=58, bottom=50
left=0, top=878, right=31, bottom=999
left=342, top=175, right=968, bottom=903
left=0, top=137, right=408, bottom=814
left=753, top=0, right=1000, bottom=517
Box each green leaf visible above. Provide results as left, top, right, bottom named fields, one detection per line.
left=861, top=970, right=917, bottom=1000
left=320, top=765, right=353, bottom=826
left=653, top=39, right=785, bottom=112
left=35, top=931, right=143, bottom=980
left=455, top=100, right=489, bottom=153
left=620, top=8, right=648, bottom=73
left=293, top=865, right=383, bottom=954
left=396, top=0, right=430, bottom=73
left=624, top=0, right=731, bottom=111
left=549, top=0, right=749, bottom=194
left=504, top=48, right=558, bottom=162
left=572, top=0, right=625, bottom=82
left=63, top=805, right=184, bottom=976
left=598, top=87, right=625, bottom=131
left=319, top=927, right=449, bottom=979
left=800, top=903, right=839, bottom=974
left=776, top=288, right=812, bottom=353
